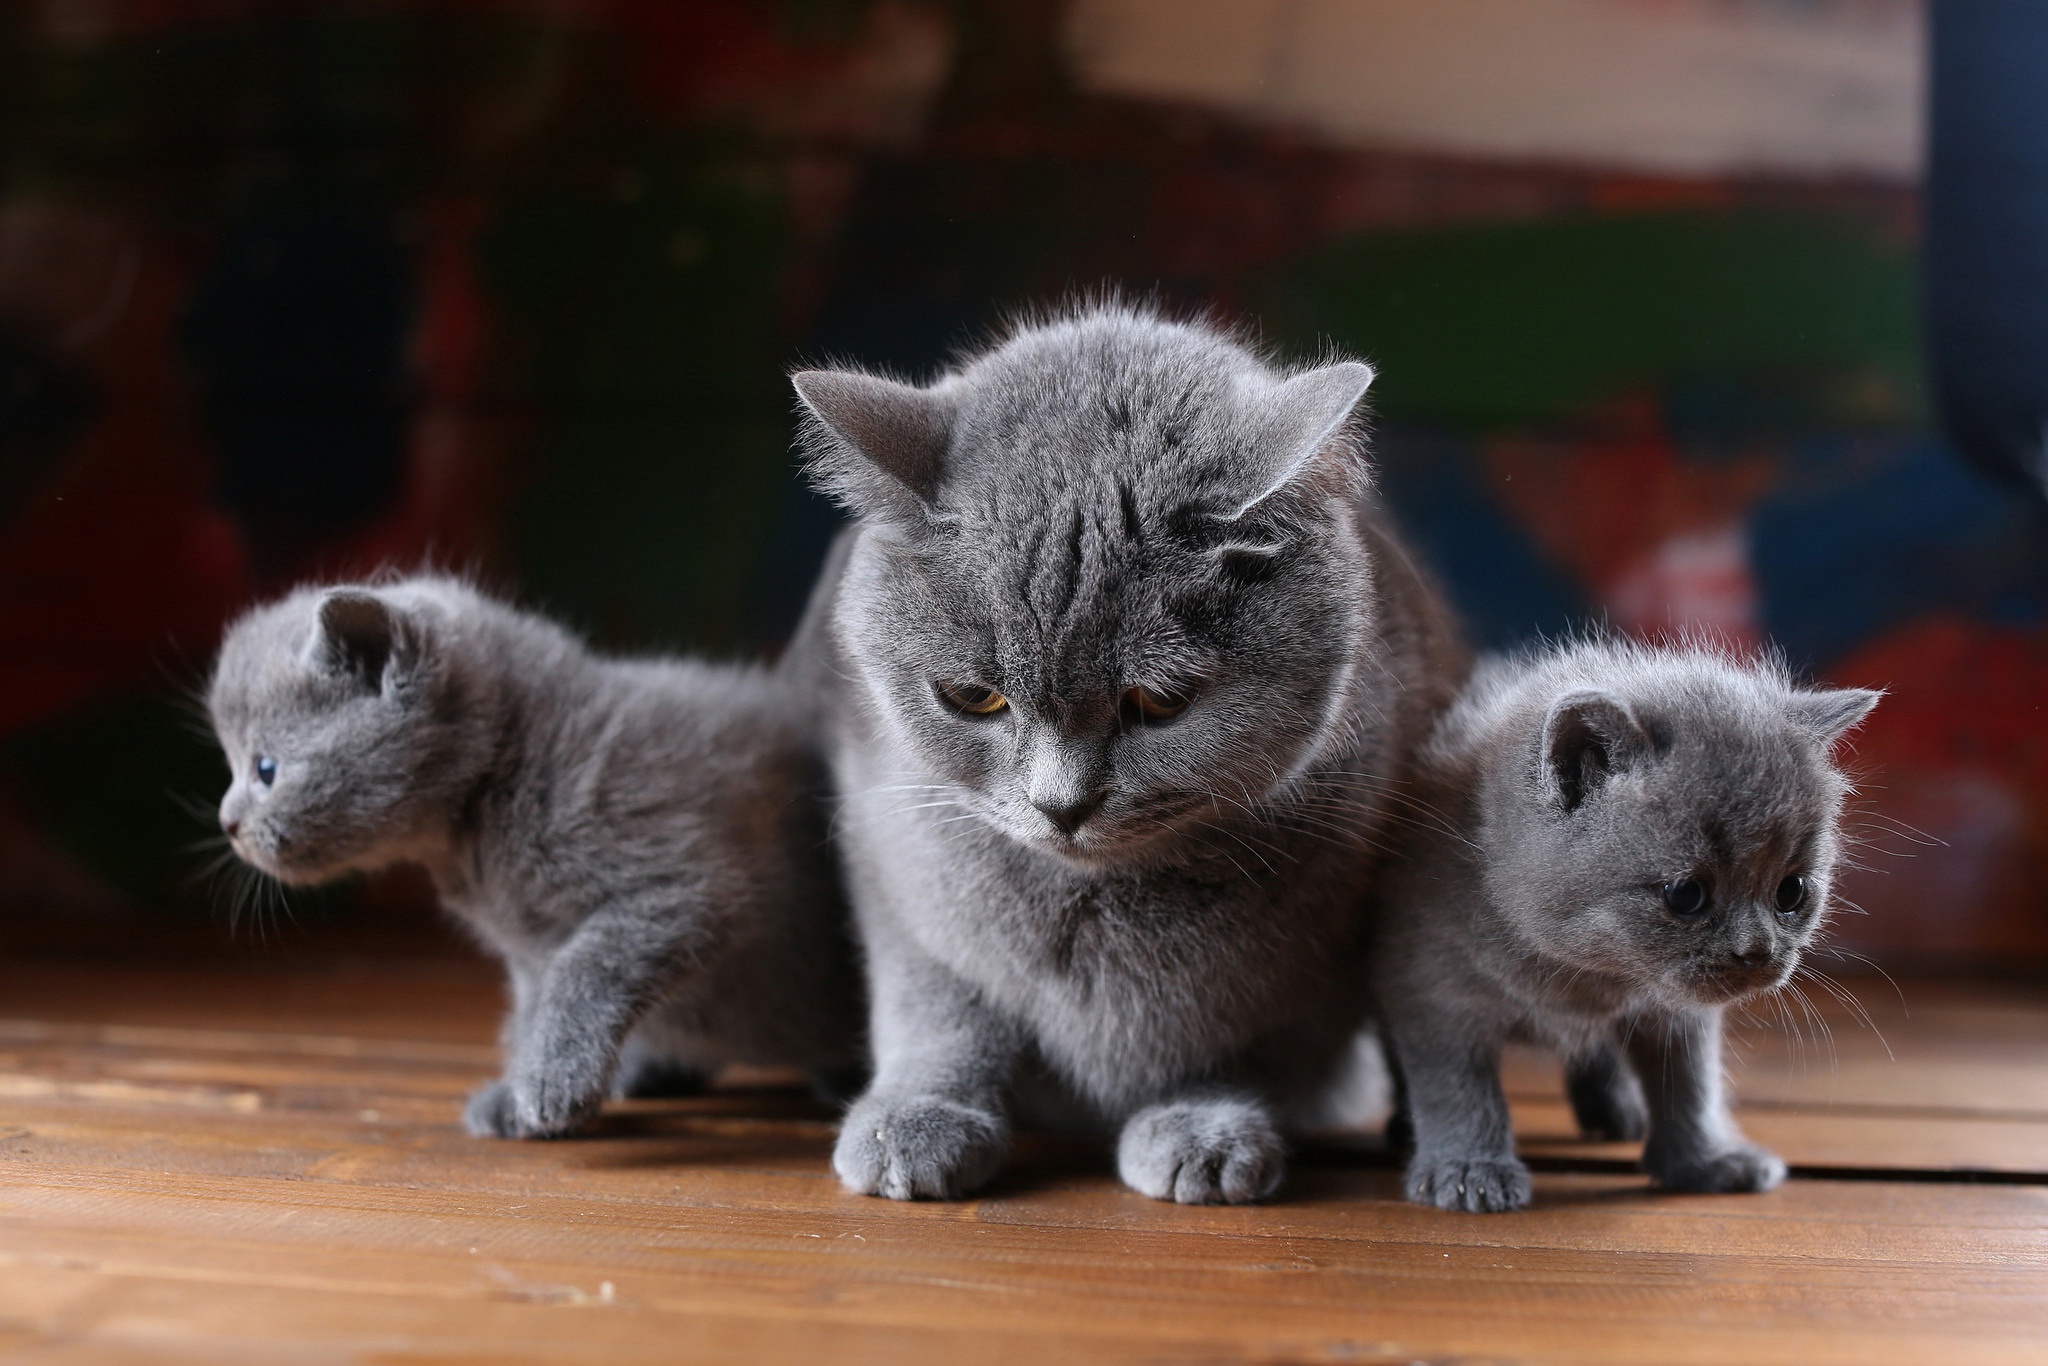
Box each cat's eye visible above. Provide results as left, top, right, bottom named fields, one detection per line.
left=254, top=755, right=277, bottom=788
left=1774, top=874, right=1809, bottom=914
left=936, top=681, right=1009, bottom=717
left=1660, top=877, right=1709, bottom=917
left=1121, top=684, right=1194, bottom=725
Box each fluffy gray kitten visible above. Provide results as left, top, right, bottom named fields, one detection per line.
left=787, top=303, right=1465, bottom=1203
left=1370, top=637, right=1878, bottom=1212
left=208, top=576, right=863, bottom=1138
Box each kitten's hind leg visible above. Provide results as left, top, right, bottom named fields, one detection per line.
left=1626, top=1008, right=1786, bottom=1194
left=1565, top=1035, right=1650, bottom=1142
left=610, top=1036, right=711, bottom=1100
left=1117, top=1090, right=1285, bottom=1205
left=1385, top=1016, right=1530, bottom=1213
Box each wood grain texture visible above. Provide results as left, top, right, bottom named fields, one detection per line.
left=1, top=957, right=2045, bottom=1364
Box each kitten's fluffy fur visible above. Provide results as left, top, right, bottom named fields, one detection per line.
left=788, top=303, right=1465, bottom=1203
left=208, top=576, right=863, bottom=1138
left=1371, top=637, right=1878, bottom=1211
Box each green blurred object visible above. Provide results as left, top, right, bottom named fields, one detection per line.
left=1259, top=211, right=1922, bottom=432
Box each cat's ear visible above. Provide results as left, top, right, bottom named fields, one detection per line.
left=1542, top=691, right=1650, bottom=812
left=308, top=591, right=418, bottom=694
left=1785, top=687, right=1881, bottom=745
left=792, top=370, right=956, bottom=524
left=1231, top=361, right=1374, bottom=517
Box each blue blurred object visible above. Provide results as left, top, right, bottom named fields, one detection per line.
left=1926, top=1, right=2048, bottom=499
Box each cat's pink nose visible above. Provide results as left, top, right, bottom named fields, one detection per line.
left=221, top=817, right=241, bottom=838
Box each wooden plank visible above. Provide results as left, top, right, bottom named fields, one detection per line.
left=1, top=957, right=2045, bottom=1363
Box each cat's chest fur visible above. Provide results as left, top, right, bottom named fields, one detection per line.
left=843, top=765, right=1364, bottom=1105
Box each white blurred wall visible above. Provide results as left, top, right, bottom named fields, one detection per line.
left=1065, top=0, right=1923, bottom=179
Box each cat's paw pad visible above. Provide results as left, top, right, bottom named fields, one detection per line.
left=833, top=1094, right=1008, bottom=1200
left=1405, top=1154, right=1533, bottom=1212
left=462, top=1080, right=519, bottom=1138
left=1117, top=1097, right=1285, bottom=1205
left=1648, top=1142, right=1787, bottom=1194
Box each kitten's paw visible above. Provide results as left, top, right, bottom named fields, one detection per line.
left=1647, top=1142, right=1787, bottom=1194
left=1404, top=1154, right=1533, bottom=1212
left=1566, top=1070, right=1649, bottom=1143
left=462, top=1080, right=519, bottom=1138
left=510, top=1066, right=606, bottom=1138
left=1117, top=1097, right=1285, bottom=1205
left=833, top=1093, right=1009, bottom=1200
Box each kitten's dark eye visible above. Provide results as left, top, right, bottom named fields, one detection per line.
left=254, top=755, right=277, bottom=788
left=936, top=681, right=1009, bottom=717
left=1774, top=874, right=1809, bottom=914
left=1661, top=878, right=1709, bottom=917
left=1121, top=683, right=1193, bottom=726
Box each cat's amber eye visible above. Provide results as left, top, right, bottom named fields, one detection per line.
left=1122, top=683, right=1194, bottom=725
left=1774, top=874, right=1809, bottom=914
left=254, top=755, right=277, bottom=788
left=1660, top=877, right=1709, bottom=917
left=936, top=681, right=1009, bottom=717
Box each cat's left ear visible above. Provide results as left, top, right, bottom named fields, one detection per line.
left=1543, top=690, right=1651, bottom=812
left=1231, top=361, right=1375, bottom=517
left=307, top=591, right=420, bottom=695
left=792, top=370, right=956, bottom=526
left=1785, top=687, right=1881, bottom=745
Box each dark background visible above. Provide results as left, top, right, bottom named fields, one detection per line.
left=1, top=0, right=2041, bottom=969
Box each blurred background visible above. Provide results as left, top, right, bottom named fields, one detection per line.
left=1, top=0, right=2042, bottom=971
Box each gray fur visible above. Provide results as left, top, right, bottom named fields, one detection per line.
left=789, top=303, right=1465, bottom=1203
left=207, top=576, right=863, bottom=1138
left=1370, top=636, right=1879, bottom=1211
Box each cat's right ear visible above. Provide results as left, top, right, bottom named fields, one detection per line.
left=307, top=591, right=418, bottom=694
left=792, top=370, right=955, bottom=525
left=1542, top=691, right=1649, bottom=812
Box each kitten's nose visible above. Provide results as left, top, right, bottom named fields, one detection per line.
left=1729, top=947, right=1771, bottom=968
left=1035, top=791, right=1106, bottom=836
left=221, top=815, right=241, bottom=839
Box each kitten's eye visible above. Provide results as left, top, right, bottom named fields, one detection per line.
left=254, top=755, right=277, bottom=788
left=936, top=681, right=1009, bottom=717
left=1121, top=684, right=1194, bottom=725
left=1660, top=878, right=1709, bottom=917
left=1774, top=874, right=1809, bottom=914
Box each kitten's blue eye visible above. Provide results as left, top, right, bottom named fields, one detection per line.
left=254, top=755, right=277, bottom=788
left=1661, top=878, right=1709, bottom=917
left=1774, top=874, right=1809, bottom=914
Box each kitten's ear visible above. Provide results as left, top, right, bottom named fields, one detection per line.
left=1232, top=361, right=1375, bottom=517
left=793, top=370, right=956, bottom=523
left=1542, top=691, right=1650, bottom=812
left=1786, top=687, right=1881, bottom=745
left=308, top=591, right=417, bottom=694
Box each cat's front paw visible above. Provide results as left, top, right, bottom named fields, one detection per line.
left=1647, top=1141, right=1787, bottom=1194
left=833, top=1093, right=1008, bottom=1200
left=1117, top=1097, right=1285, bottom=1205
left=1405, top=1154, right=1533, bottom=1212
left=463, top=1079, right=519, bottom=1138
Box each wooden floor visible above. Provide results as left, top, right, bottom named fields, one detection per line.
left=2, top=946, right=2046, bottom=1364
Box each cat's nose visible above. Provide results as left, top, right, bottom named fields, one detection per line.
left=1035, top=791, right=1106, bottom=836
left=221, top=816, right=241, bottom=839
left=1729, top=947, right=1771, bottom=968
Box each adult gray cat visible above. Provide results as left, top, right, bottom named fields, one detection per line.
left=1370, top=637, right=1878, bottom=1211
left=208, top=576, right=863, bottom=1138
left=787, top=304, right=1465, bottom=1203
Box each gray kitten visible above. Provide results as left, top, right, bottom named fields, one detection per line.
left=207, top=576, right=863, bottom=1138
left=1370, top=637, right=1878, bottom=1211
left=787, top=303, right=1466, bottom=1203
